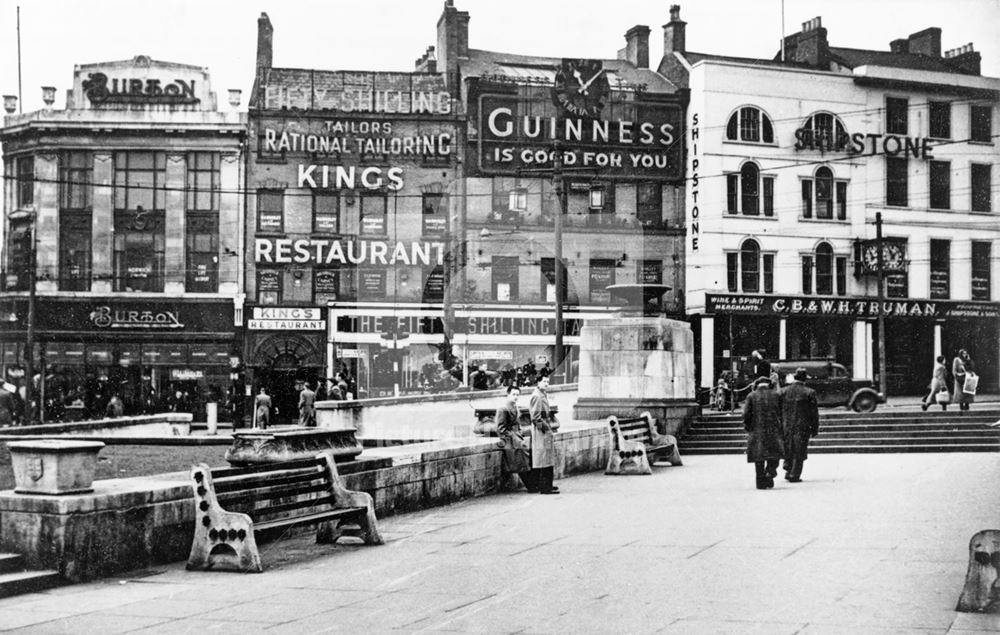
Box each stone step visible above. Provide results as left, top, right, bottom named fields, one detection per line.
left=682, top=443, right=1000, bottom=455
left=698, top=409, right=1000, bottom=422
left=0, top=554, right=24, bottom=575
left=0, top=570, right=63, bottom=598
left=687, top=427, right=1000, bottom=438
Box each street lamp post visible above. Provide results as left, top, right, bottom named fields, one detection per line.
left=9, top=210, right=37, bottom=424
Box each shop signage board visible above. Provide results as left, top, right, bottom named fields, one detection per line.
left=470, top=350, right=513, bottom=360
left=249, top=307, right=325, bottom=331
left=6, top=299, right=234, bottom=334
left=254, top=237, right=445, bottom=266
left=706, top=294, right=1000, bottom=319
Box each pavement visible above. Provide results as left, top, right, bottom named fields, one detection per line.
left=0, top=453, right=998, bottom=634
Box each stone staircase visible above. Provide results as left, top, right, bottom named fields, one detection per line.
left=681, top=408, right=1000, bottom=455
left=0, top=553, right=61, bottom=598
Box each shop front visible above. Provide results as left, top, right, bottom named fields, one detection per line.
left=0, top=298, right=238, bottom=421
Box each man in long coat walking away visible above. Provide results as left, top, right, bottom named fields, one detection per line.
left=496, top=385, right=536, bottom=492
left=299, top=381, right=316, bottom=427
left=529, top=376, right=559, bottom=495
left=780, top=368, right=819, bottom=483
left=743, top=376, right=783, bottom=489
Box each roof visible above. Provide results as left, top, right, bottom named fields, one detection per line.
left=461, top=49, right=678, bottom=93
left=828, top=47, right=965, bottom=74
left=682, top=51, right=810, bottom=70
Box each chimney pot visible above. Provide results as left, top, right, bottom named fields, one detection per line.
left=663, top=6, right=686, bottom=55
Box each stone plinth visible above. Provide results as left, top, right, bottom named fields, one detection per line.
left=573, top=316, right=698, bottom=436
left=224, top=427, right=363, bottom=466
left=7, top=440, right=105, bottom=495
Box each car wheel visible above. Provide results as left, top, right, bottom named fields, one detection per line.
left=852, top=393, right=877, bottom=413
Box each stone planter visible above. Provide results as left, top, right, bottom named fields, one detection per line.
left=7, top=440, right=105, bottom=495
left=224, top=427, right=363, bottom=466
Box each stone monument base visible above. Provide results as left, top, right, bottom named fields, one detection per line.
left=573, top=398, right=699, bottom=437
left=225, top=427, right=363, bottom=466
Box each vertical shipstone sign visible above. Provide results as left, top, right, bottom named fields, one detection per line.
left=573, top=285, right=698, bottom=436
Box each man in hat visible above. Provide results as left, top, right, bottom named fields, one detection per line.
left=298, top=380, right=316, bottom=427
left=743, top=375, right=783, bottom=489
left=779, top=368, right=820, bottom=482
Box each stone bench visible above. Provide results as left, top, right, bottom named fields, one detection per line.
left=605, top=412, right=682, bottom=475
left=186, top=451, right=383, bottom=573
left=473, top=406, right=559, bottom=436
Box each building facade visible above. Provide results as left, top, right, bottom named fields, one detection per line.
left=1, top=56, right=245, bottom=421
left=660, top=11, right=999, bottom=395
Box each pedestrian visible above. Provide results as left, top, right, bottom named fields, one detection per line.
left=743, top=376, right=784, bottom=490
left=105, top=393, right=125, bottom=418
left=0, top=382, right=17, bottom=427
left=529, top=376, right=559, bottom=495
left=952, top=349, right=977, bottom=412
left=334, top=373, right=350, bottom=400
left=253, top=386, right=272, bottom=429
left=779, top=368, right=819, bottom=483
left=921, top=355, right=950, bottom=411
left=495, top=385, right=536, bottom=492
left=299, top=381, right=316, bottom=427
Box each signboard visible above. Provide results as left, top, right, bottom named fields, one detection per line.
left=360, top=270, right=386, bottom=297
left=259, top=120, right=452, bottom=162
left=470, top=350, right=514, bottom=360
left=706, top=294, right=1000, bottom=319
left=255, top=238, right=444, bottom=267
left=640, top=260, right=662, bottom=285
left=249, top=307, right=325, bottom=331
left=589, top=262, right=615, bottom=304
left=83, top=72, right=199, bottom=105
left=314, top=270, right=339, bottom=296
left=170, top=369, right=206, bottom=381
left=262, top=70, right=452, bottom=114
left=257, top=270, right=281, bottom=292
left=930, top=270, right=950, bottom=298
left=336, top=348, right=366, bottom=359
left=3, top=299, right=233, bottom=334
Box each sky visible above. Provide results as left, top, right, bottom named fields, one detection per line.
left=0, top=0, right=998, bottom=112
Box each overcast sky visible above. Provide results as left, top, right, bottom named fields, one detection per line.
left=0, top=0, right=997, bottom=112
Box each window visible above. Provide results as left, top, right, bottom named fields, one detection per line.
left=741, top=241, right=760, bottom=292
left=422, top=265, right=445, bottom=302
left=886, top=157, right=908, bottom=207
left=928, top=102, right=951, bottom=139
left=422, top=193, right=446, bottom=237
left=185, top=213, right=218, bottom=293
left=929, top=160, right=951, bottom=210
left=815, top=243, right=834, bottom=295
left=257, top=189, right=284, bottom=233
left=59, top=213, right=91, bottom=291
left=972, top=241, right=991, bottom=301
left=727, top=241, right=773, bottom=294
left=726, top=106, right=774, bottom=143
left=257, top=270, right=281, bottom=305
left=970, top=105, right=992, bottom=143
left=836, top=257, right=847, bottom=297
left=360, top=193, right=387, bottom=236
left=313, top=193, right=340, bottom=234
left=15, top=157, right=34, bottom=208
left=636, top=182, right=662, bottom=226
left=492, top=256, right=519, bottom=301
left=540, top=257, right=567, bottom=303
left=801, top=167, right=847, bottom=220
left=186, top=152, right=219, bottom=211
left=490, top=177, right=525, bottom=224
left=971, top=164, right=992, bottom=212
left=585, top=182, right=616, bottom=227
left=801, top=245, right=846, bottom=296
left=800, top=112, right=848, bottom=150
left=929, top=239, right=950, bottom=299
left=886, top=97, right=908, bottom=135
left=60, top=151, right=91, bottom=210
left=589, top=259, right=616, bottom=304
left=114, top=151, right=166, bottom=212
left=113, top=209, right=165, bottom=292
left=726, top=163, right=774, bottom=216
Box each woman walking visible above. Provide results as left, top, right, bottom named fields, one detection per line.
left=952, top=349, right=976, bottom=412
left=921, top=355, right=949, bottom=411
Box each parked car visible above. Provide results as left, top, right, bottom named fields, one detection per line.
left=771, top=360, right=885, bottom=413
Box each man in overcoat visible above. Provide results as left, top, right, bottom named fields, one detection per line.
left=253, top=387, right=272, bottom=429
left=529, top=376, right=559, bottom=494
left=496, top=385, right=535, bottom=492
left=743, top=376, right=783, bottom=489
left=779, top=368, right=819, bottom=482
left=299, top=381, right=316, bottom=427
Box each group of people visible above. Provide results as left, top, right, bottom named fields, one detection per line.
left=743, top=368, right=820, bottom=489
left=252, top=372, right=356, bottom=429
left=495, top=376, right=560, bottom=495
left=921, top=349, right=977, bottom=412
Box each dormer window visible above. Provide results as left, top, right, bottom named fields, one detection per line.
left=726, top=106, right=774, bottom=144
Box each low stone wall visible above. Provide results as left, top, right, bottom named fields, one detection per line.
left=0, top=422, right=610, bottom=582
left=0, top=413, right=193, bottom=438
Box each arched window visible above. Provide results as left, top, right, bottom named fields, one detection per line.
left=726, top=106, right=775, bottom=143
left=799, top=112, right=848, bottom=151
left=740, top=239, right=760, bottom=292
left=727, top=162, right=774, bottom=217
left=727, top=239, right=774, bottom=294
left=802, top=242, right=848, bottom=296
left=801, top=165, right=847, bottom=220
left=815, top=242, right=834, bottom=295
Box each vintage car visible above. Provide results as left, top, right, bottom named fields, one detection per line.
left=771, top=359, right=885, bottom=413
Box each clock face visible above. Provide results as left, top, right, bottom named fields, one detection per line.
left=552, top=59, right=609, bottom=118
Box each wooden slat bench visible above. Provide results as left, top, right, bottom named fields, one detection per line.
left=606, top=412, right=683, bottom=475
left=187, top=450, right=383, bottom=573
left=473, top=406, right=559, bottom=436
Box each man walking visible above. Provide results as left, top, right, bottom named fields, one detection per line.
left=780, top=368, right=819, bottom=483
left=496, top=385, right=535, bottom=492
left=529, top=376, right=559, bottom=495
left=253, top=386, right=272, bottom=429
left=743, top=376, right=783, bottom=489
left=299, top=381, right=316, bottom=427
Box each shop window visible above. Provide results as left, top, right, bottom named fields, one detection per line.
left=422, top=265, right=445, bottom=302
left=972, top=241, right=991, bottom=301
left=929, top=239, right=950, bottom=299
left=540, top=257, right=567, bottom=303
left=929, top=160, right=951, bottom=210
left=360, top=193, right=387, bottom=236
left=257, top=269, right=281, bottom=305
left=113, top=209, right=165, bottom=292
left=15, top=156, right=34, bottom=208
left=971, top=164, right=992, bottom=213
left=727, top=239, right=773, bottom=294
left=313, top=192, right=340, bottom=234
left=726, top=106, right=774, bottom=143
left=886, top=97, right=908, bottom=135
left=492, top=256, right=519, bottom=302
left=257, top=189, right=284, bottom=233
left=359, top=269, right=386, bottom=299
left=114, top=151, right=166, bottom=212
left=422, top=193, right=446, bottom=237
left=970, top=105, right=992, bottom=143
left=928, top=102, right=951, bottom=139
left=59, top=213, right=92, bottom=291
left=636, top=182, right=662, bottom=226
left=886, top=157, right=908, bottom=207
left=800, top=112, right=848, bottom=150
left=185, top=213, right=219, bottom=292
left=726, top=163, right=774, bottom=217
left=801, top=166, right=847, bottom=220
left=589, top=259, right=616, bottom=304
left=186, top=152, right=220, bottom=212
left=60, top=151, right=91, bottom=211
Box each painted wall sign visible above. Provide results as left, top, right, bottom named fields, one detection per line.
left=90, top=305, right=184, bottom=329
left=254, top=238, right=445, bottom=266
left=262, top=125, right=451, bottom=159
left=83, top=72, right=198, bottom=105
left=794, top=128, right=933, bottom=159
left=688, top=112, right=700, bottom=251
left=264, top=86, right=452, bottom=114
left=297, top=164, right=404, bottom=190
left=706, top=294, right=1000, bottom=319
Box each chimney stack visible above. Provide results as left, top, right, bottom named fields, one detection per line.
left=437, top=0, right=470, bottom=96
left=782, top=16, right=829, bottom=67
left=906, top=27, right=941, bottom=57
left=624, top=25, right=651, bottom=68
left=944, top=43, right=981, bottom=75
left=415, top=46, right=437, bottom=73
left=663, top=5, right=686, bottom=55
left=252, top=12, right=274, bottom=107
